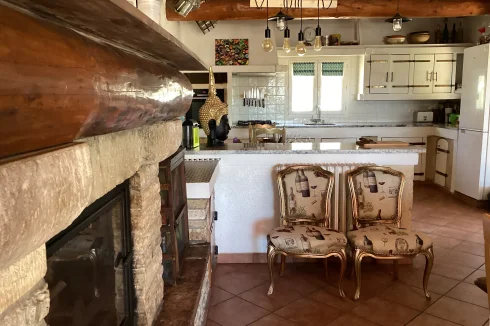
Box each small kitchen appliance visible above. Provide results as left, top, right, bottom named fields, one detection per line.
left=415, top=111, right=434, bottom=122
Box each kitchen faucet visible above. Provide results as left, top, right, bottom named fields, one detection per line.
left=310, top=106, right=323, bottom=124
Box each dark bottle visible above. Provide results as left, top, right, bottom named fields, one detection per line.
left=295, top=170, right=302, bottom=193
left=182, top=113, right=194, bottom=149
left=375, top=209, right=382, bottom=220
left=368, top=171, right=378, bottom=193
left=358, top=182, right=365, bottom=209
left=435, top=24, right=441, bottom=44
left=289, top=187, right=297, bottom=214
left=442, top=19, right=449, bottom=43
left=456, top=22, right=464, bottom=43
left=451, top=23, right=457, bottom=43
left=300, top=169, right=310, bottom=197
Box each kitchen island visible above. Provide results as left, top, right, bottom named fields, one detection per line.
left=185, top=143, right=425, bottom=263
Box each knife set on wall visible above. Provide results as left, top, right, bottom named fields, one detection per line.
left=243, top=88, right=266, bottom=108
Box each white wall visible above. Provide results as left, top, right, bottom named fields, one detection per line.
left=181, top=21, right=280, bottom=67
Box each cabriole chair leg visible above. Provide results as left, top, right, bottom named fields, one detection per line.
left=422, top=246, right=434, bottom=299
left=338, top=249, right=347, bottom=298
left=267, top=244, right=276, bottom=296
left=354, top=248, right=363, bottom=300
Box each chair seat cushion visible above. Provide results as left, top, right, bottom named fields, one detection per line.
left=347, top=225, right=432, bottom=255
left=268, top=225, right=347, bottom=254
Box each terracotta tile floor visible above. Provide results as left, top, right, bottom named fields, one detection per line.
left=207, top=184, right=490, bottom=326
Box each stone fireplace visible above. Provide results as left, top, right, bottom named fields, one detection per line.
left=0, top=121, right=182, bottom=326
left=0, top=0, right=205, bottom=322
left=45, top=180, right=134, bottom=325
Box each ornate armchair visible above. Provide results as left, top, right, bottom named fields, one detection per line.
left=250, top=124, right=286, bottom=144
left=266, top=165, right=348, bottom=297
left=346, top=166, right=434, bottom=300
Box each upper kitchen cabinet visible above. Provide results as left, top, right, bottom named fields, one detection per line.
left=359, top=45, right=467, bottom=101
left=413, top=54, right=454, bottom=94
left=368, top=54, right=410, bottom=94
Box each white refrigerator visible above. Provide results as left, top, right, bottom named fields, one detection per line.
left=455, top=44, right=490, bottom=200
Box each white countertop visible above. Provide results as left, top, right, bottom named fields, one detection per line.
left=233, top=122, right=458, bottom=130
left=186, top=142, right=426, bottom=155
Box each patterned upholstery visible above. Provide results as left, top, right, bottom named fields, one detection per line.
left=350, top=169, right=402, bottom=224
left=279, top=166, right=333, bottom=224
left=269, top=225, right=347, bottom=254
left=347, top=225, right=432, bottom=255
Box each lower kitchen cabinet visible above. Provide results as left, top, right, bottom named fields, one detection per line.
left=426, top=136, right=454, bottom=191
left=380, top=137, right=426, bottom=180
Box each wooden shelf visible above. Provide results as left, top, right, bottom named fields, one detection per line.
left=3, top=0, right=205, bottom=70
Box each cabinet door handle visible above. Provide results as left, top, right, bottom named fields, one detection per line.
left=391, top=72, right=394, bottom=82
left=434, top=72, right=438, bottom=81
left=386, top=72, right=389, bottom=82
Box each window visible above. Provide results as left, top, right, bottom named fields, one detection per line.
left=320, top=62, right=344, bottom=112
left=290, top=60, right=346, bottom=114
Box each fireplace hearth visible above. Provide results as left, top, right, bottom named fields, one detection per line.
left=45, top=181, right=135, bottom=326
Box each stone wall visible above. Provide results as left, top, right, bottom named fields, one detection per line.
left=130, top=164, right=165, bottom=325
left=0, top=120, right=181, bottom=325
left=188, top=199, right=211, bottom=244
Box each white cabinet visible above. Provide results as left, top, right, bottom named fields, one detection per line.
left=380, top=137, right=426, bottom=180
left=368, top=55, right=390, bottom=94
left=435, top=138, right=449, bottom=187
left=412, top=54, right=434, bottom=94
left=390, top=55, right=410, bottom=94
left=368, top=54, right=410, bottom=94
left=433, top=54, right=455, bottom=93
left=412, top=53, right=455, bottom=94
left=359, top=45, right=466, bottom=101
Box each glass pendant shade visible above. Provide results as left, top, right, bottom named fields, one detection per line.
left=314, top=26, right=322, bottom=51
left=392, top=18, right=402, bottom=32
left=276, top=17, right=286, bottom=31
left=385, top=0, right=411, bottom=32
left=283, top=28, right=291, bottom=53
left=262, top=27, right=274, bottom=52
left=296, top=31, right=307, bottom=56
left=269, top=10, right=293, bottom=31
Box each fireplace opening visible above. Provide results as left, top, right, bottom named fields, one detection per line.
left=44, top=180, right=134, bottom=326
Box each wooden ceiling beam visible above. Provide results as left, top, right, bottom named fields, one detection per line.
left=166, top=0, right=490, bottom=21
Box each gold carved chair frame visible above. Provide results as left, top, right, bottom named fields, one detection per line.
left=347, top=165, right=434, bottom=300
left=267, top=165, right=347, bottom=298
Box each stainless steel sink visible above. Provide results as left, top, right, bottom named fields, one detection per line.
left=304, top=123, right=336, bottom=126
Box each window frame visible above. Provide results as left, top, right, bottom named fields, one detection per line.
left=287, top=57, right=349, bottom=117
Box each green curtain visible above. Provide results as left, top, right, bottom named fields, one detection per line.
left=292, top=62, right=315, bottom=76
left=322, top=62, right=344, bottom=76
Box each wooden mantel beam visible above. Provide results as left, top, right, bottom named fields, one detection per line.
left=166, top=0, right=490, bottom=21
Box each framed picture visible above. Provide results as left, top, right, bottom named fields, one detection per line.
left=215, top=39, right=249, bottom=66
left=328, top=34, right=341, bottom=46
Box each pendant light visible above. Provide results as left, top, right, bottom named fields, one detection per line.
left=295, top=0, right=307, bottom=56
left=385, top=0, right=411, bottom=32
left=269, top=9, right=293, bottom=31
left=262, top=0, right=274, bottom=52
left=313, top=0, right=322, bottom=51
left=282, top=2, right=291, bottom=53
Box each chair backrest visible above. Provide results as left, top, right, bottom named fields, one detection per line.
left=277, top=165, right=334, bottom=227
left=252, top=127, right=286, bottom=144
left=347, top=166, right=405, bottom=230
left=248, top=123, right=276, bottom=142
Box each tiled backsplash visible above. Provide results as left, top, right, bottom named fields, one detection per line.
left=231, top=73, right=288, bottom=123
left=230, top=73, right=440, bottom=125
